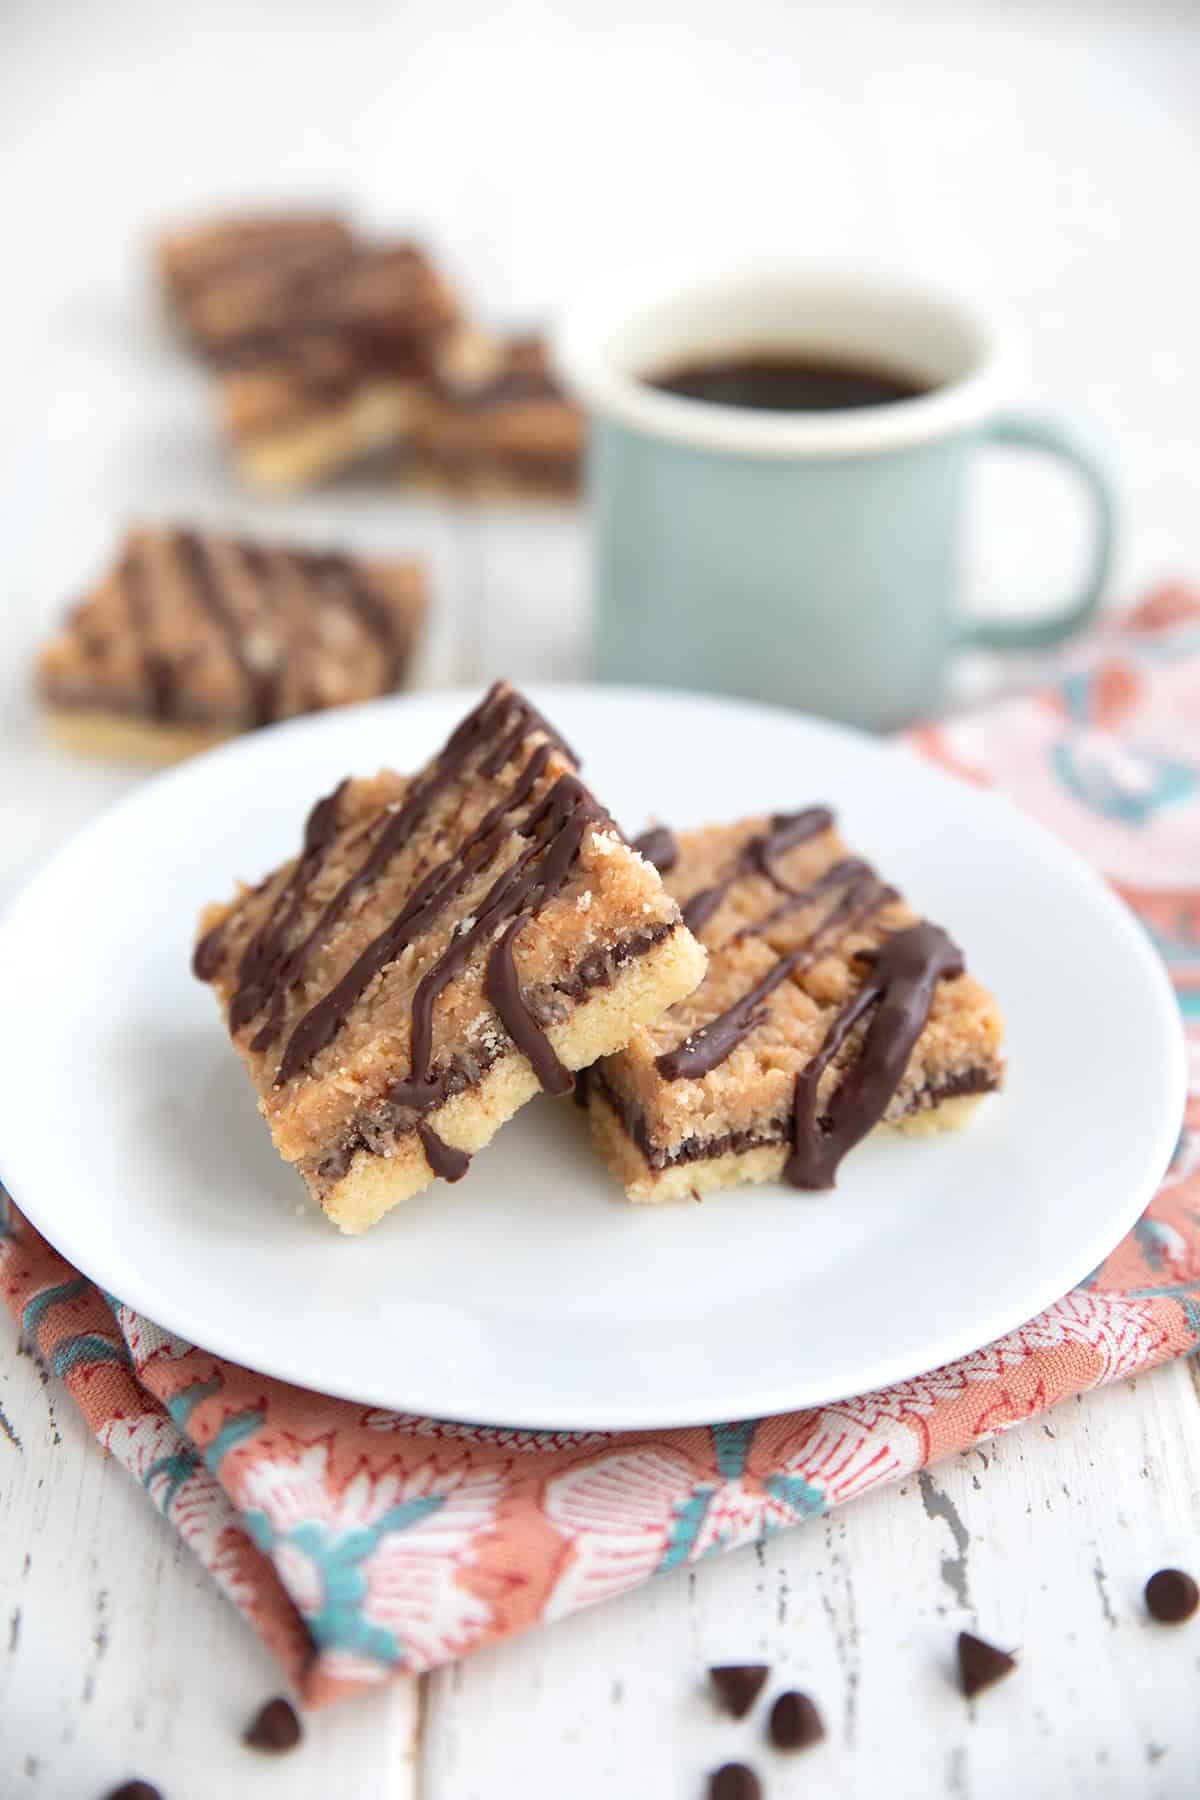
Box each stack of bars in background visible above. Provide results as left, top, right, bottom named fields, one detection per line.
left=158, top=209, right=583, bottom=495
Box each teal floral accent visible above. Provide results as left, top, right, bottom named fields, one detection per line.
left=657, top=1485, right=717, bottom=1572
left=246, top=1492, right=447, bottom=1669
left=22, top=1277, right=88, bottom=1336
left=1169, top=1124, right=1190, bottom=1170
left=711, top=1421, right=757, bottom=1477
left=654, top=1464, right=826, bottom=1569
left=651, top=1424, right=821, bottom=1573
left=1068, top=1254, right=1200, bottom=1315
left=1134, top=1216, right=1167, bottom=1271
left=143, top=1446, right=202, bottom=1514
left=52, top=1331, right=131, bottom=1378
left=244, top=1507, right=273, bottom=1551
left=651, top=1424, right=766, bottom=1572
left=1132, top=1215, right=1184, bottom=1272
left=1056, top=671, right=1092, bottom=724
left=204, top=1407, right=266, bottom=1470
left=1123, top=1280, right=1200, bottom=1302
left=1140, top=916, right=1200, bottom=970
left=1136, top=909, right=1200, bottom=997
left=1051, top=739, right=1195, bottom=826
left=1121, top=1281, right=1200, bottom=1341
left=765, top=1471, right=827, bottom=1521
left=165, top=1374, right=223, bottom=1432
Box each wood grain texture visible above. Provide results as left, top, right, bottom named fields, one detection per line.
left=6, top=1323, right=1198, bottom=1798
left=418, top=1362, right=1200, bottom=1800
left=0, top=1324, right=420, bottom=1800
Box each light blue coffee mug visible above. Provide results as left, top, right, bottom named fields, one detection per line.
left=554, top=270, right=1115, bottom=730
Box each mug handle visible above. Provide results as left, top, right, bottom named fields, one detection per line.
left=960, top=412, right=1117, bottom=650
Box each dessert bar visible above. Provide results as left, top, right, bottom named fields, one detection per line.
left=192, top=682, right=708, bottom=1232
left=158, top=209, right=358, bottom=357
left=157, top=210, right=458, bottom=488
left=209, top=241, right=460, bottom=489
left=36, top=524, right=425, bottom=762
left=409, top=333, right=582, bottom=497
left=580, top=810, right=1003, bottom=1201
left=157, top=208, right=582, bottom=495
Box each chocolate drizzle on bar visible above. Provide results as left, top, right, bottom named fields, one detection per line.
left=417, top=1120, right=471, bottom=1183
left=785, top=922, right=964, bottom=1187
left=365, top=769, right=603, bottom=1105
left=308, top=918, right=675, bottom=1191
left=176, top=529, right=278, bottom=728
left=632, top=827, right=679, bottom=874
left=643, top=810, right=970, bottom=1187
left=731, top=858, right=872, bottom=944
left=47, top=527, right=418, bottom=734
left=487, top=913, right=573, bottom=1095
left=121, top=546, right=177, bottom=720
left=682, top=809, right=833, bottom=934
left=210, top=781, right=348, bottom=1020
left=207, top=243, right=457, bottom=397
left=311, top=552, right=407, bottom=686
left=197, top=684, right=638, bottom=1188
left=657, top=856, right=891, bottom=1082
left=162, top=213, right=359, bottom=352
left=269, top=692, right=586, bottom=1084
left=752, top=808, right=836, bottom=886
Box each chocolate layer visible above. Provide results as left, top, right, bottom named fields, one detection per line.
left=307, top=919, right=676, bottom=1192
left=592, top=1064, right=997, bottom=1175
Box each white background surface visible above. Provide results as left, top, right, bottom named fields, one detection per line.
left=2, top=1, right=1200, bottom=1796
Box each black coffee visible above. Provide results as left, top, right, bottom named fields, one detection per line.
left=647, top=352, right=928, bottom=412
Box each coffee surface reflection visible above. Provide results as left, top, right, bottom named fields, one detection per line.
left=647, top=352, right=929, bottom=412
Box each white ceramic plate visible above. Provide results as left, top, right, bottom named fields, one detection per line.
left=0, top=687, right=1186, bottom=1429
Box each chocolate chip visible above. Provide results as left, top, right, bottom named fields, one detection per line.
left=1145, top=1568, right=1199, bottom=1624
left=957, top=1630, right=1017, bottom=1697
left=709, top=1663, right=769, bottom=1718
left=708, top=1764, right=762, bottom=1800
left=105, top=1784, right=164, bottom=1800
left=768, top=1688, right=825, bottom=1750
left=243, top=1695, right=303, bottom=1752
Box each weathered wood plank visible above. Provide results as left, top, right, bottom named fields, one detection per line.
left=420, top=1361, right=1200, bottom=1799
left=0, top=1319, right=419, bottom=1800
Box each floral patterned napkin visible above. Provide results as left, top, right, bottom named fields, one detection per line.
left=4, top=586, right=1199, bottom=1706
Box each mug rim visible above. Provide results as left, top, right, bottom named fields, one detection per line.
left=552, top=265, right=1005, bottom=459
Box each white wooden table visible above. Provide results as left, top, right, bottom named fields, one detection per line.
left=3, top=2, right=1200, bottom=1794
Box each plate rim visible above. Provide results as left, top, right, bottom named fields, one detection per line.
left=0, top=683, right=1188, bottom=1429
